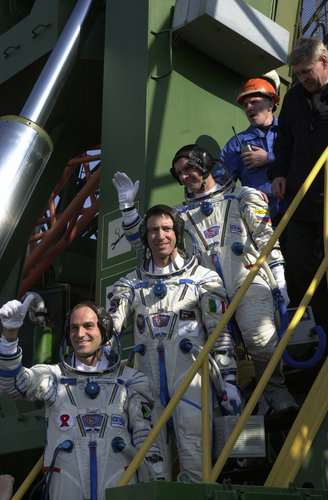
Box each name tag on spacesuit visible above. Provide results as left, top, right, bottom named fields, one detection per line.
left=178, top=310, right=198, bottom=336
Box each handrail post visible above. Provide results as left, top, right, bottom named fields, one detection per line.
left=201, top=358, right=211, bottom=481
left=324, top=158, right=328, bottom=289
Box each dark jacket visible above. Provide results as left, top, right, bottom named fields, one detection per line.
left=267, top=81, right=328, bottom=221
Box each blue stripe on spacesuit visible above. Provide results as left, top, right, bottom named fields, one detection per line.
left=179, top=193, right=237, bottom=212
left=180, top=397, right=201, bottom=411
left=211, top=252, right=236, bottom=338
left=178, top=204, right=197, bottom=212
left=135, top=278, right=195, bottom=290
left=157, top=345, right=174, bottom=441
left=256, top=215, right=270, bottom=222
left=89, top=441, right=97, bottom=500
left=135, top=281, right=150, bottom=289
left=179, top=279, right=194, bottom=284
left=157, top=345, right=170, bottom=407
left=211, top=251, right=225, bottom=285
left=0, top=363, right=22, bottom=377
left=125, top=231, right=140, bottom=241
left=60, top=378, right=77, bottom=384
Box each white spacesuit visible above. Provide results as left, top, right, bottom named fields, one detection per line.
left=113, top=146, right=298, bottom=415
left=0, top=298, right=162, bottom=500
left=109, top=204, right=238, bottom=482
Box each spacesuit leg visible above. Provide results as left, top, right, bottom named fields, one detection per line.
left=253, top=359, right=298, bottom=414
left=48, top=469, right=89, bottom=500
left=235, top=283, right=277, bottom=359
left=134, top=344, right=172, bottom=480
left=235, top=283, right=297, bottom=414
left=151, top=399, right=172, bottom=480
left=173, top=378, right=204, bottom=482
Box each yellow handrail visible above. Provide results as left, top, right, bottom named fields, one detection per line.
left=209, top=148, right=328, bottom=481
left=210, top=253, right=328, bottom=482
left=12, top=455, right=43, bottom=500
left=265, top=353, right=328, bottom=486
left=263, top=155, right=328, bottom=487
left=201, top=358, right=211, bottom=481
left=325, top=158, right=328, bottom=289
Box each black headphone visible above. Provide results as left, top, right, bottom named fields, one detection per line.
left=65, top=301, right=113, bottom=345
left=170, top=144, right=215, bottom=184
left=139, top=204, right=185, bottom=252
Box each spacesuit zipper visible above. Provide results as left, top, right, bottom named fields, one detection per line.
left=220, top=199, right=232, bottom=247
left=145, top=316, right=155, bottom=339
left=167, top=314, right=177, bottom=340
left=157, top=342, right=170, bottom=407
left=186, top=211, right=209, bottom=250
left=89, top=441, right=98, bottom=500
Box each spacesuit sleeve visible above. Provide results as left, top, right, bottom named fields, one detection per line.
left=0, top=347, right=57, bottom=405
left=126, top=371, right=164, bottom=480
left=196, top=268, right=228, bottom=334
left=108, top=276, right=135, bottom=336
left=122, top=213, right=145, bottom=257
left=197, top=268, right=237, bottom=379
left=238, top=187, right=283, bottom=266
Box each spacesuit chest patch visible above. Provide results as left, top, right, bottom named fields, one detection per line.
left=82, top=414, right=104, bottom=431
left=111, top=415, right=126, bottom=428
left=230, top=224, right=244, bottom=235
left=136, top=314, right=145, bottom=333
left=179, top=310, right=196, bottom=320
left=152, top=314, right=170, bottom=327
left=204, top=226, right=220, bottom=239
left=57, top=412, right=74, bottom=431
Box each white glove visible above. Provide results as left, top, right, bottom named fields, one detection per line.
left=220, top=382, right=241, bottom=415
left=271, top=264, right=290, bottom=306
left=112, top=171, right=140, bottom=210
left=0, top=294, right=36, bottom=329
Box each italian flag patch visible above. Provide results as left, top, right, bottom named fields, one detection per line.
left=208, top=299, right=225, bottom=313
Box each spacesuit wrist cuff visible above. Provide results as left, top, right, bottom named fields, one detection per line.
left=269, top=261, right=285, bottom=269
left=121, top=208, right=138, bottom=226
left=0, top=336, right=19, bottom=355
left=122, top=205, right=135, bottom=212
left=212, top=349, right=235, bottom=358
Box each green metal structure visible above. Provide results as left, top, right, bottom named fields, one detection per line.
left=1, top=0, right=328, bottom=497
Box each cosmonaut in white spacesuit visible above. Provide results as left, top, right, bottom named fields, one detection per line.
left=108, top=204, right=240, bottom=482
left=112, top=145, right=298, bottom=417
left=0, top=297, right=163, bottom=500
